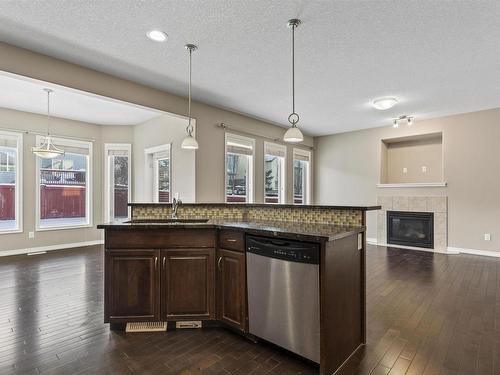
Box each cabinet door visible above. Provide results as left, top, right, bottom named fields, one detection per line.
left=105, top=250, right=160, bottom=323
left=161, top=249, right=215, bottom=320
left=217, top=249, right=247, bottom=331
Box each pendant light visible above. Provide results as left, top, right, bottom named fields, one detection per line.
left=32, top=89, right=65, bottom=159
left=181, top=44, right=199, bottom=150
left=283, top=19, right=304, bottom=143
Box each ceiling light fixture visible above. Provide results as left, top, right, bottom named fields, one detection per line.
left=146, top=30, right=167, bottom=42
left=392, top=115, right=414, bottom=128
left=31, top=89, right=65, bottom=159
left=283, top=18, right=304, bottom=143
left=181, top=44, right=199, bottom=150
left=372, top=97, right=398, bottom=111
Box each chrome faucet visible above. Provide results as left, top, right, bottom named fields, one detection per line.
left=172, top=197, right=182, bottom=219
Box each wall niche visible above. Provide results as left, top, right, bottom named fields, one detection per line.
left=380, top=132, right=444, bottom=185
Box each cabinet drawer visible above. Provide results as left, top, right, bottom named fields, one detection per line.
left=106, top=229, right=216, bottom=249
left=218, top=229, right=245, bottom=252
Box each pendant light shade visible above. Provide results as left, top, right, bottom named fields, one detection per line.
left=283, top=126, right=304, bottom=143
left=181, top=129, right=199, bottom=149
left=284, top=19, right=304, bottom=144
left=181, top=44, right=199, bottom=150
left=32, top=89, right=65, bottom=159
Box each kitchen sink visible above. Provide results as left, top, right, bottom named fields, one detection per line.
left=125, top=218, right=210, bottom=224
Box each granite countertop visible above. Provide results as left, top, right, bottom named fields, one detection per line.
left=127, top=202, right=381, bottom=211
left=97, top=219, right=365, bottom=242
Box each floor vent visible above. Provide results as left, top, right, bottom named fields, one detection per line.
left=125, top=322, right=167, bottom=333
left=176, top=321, right=202, bottom=329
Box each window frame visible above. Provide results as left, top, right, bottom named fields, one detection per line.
left=35, top=136, right=93, bottom=231
left=144, top=144, right=172, bottom=203
left=293, top=148, right=312, bottom=205
left=264, top=141, right=286, bottom=204
left=224, top=133, right=255, bottom=204
left=0, top=130, right=23, bottom=234
left=104, top=143, right=132, bottom=222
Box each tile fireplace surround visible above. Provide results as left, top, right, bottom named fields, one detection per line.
left=377, top=196, right=448, bottom=252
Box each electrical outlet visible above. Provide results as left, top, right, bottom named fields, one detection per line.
left=484, top=233, right=491, bottom=241
left=403, top=167, right=408, bottom=174
left=28, top=231, right=35, bottom=239
left=175, top=192, right=179, bottom=200
left=422, top=166, right=427, bottom=173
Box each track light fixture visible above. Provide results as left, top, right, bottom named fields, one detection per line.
left=392, top=115, right=415, bottom=128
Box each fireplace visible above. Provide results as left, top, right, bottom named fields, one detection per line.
left=387, top=211, right=434, bottom=248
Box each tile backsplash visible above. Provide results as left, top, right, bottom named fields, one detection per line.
left=132, top=204, right=363, bottom=227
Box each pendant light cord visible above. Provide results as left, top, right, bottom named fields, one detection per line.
left=292, top=22, right=295, bottom=117
left=288, top=20, right=300, bottom=127
left=187, top=47, right=193, bottom=135
left=46, top=89, right=51, bottom=137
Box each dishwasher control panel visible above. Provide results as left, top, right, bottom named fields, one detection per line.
left=246, top=235, right=320, bottom=264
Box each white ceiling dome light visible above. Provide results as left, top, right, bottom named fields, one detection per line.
left=372, top=97, right=398, bottom=111
left=146, top=30, right=167, bottom=42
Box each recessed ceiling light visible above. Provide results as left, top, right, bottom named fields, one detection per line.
left=372, top=97, right=398, bottom=111
left=146, top=30, right=167, bottom=42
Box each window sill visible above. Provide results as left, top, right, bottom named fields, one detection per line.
left=36, top=223, right=93, bottom=232
left=0, top=229, right=22, bottom=235
left=377, top=182, right=447, bottom=188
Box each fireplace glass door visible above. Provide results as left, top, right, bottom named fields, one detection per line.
left=387, top=211, right=434, bottom=248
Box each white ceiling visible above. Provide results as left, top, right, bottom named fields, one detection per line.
left=0, top=73, right=163, bottom=125
left=1, top=1, right=500, bottom=135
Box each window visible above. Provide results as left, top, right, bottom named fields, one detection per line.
left=155, top=156, right=170, bottom=203
left=104, top=144, right=131, bottom=222
left=264, top=142, right=286, bottom=204
left=36, top=136, right=92, bottom=230
left=225, top=133, right=255, bottom=203
left=144, top=144, right=172, bottom=203
left=0, top=130, right=22, bottom=233
left=293, top=148, right=311, bottom=204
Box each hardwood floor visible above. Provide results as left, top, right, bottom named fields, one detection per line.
left=0, top=245, right=498, bottom=374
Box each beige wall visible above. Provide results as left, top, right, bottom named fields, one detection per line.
left=314, top=108, right=500, bottom=253
left=0, top=107, right=132, bottom=252
left=385, top=137, right=443, bottom=183
left=133, top=113, right=196, bottom=203
left=0, top=42, right=314, bottom=205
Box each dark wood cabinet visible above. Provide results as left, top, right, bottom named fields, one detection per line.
left=161, top=249, right=215, bottom=320
left=218, top=229, right=245, bottom=252
left=216, top=248, right=246, bottom=331
left=105, top=250, right=160, bottom=323
left=100, top=224, right=367, bottom=375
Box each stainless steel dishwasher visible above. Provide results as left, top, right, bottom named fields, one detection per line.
left=246, top=235, right=320, bottom=363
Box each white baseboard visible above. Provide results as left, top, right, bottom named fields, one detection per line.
left=447, top=246, right=500, bottom=258
left=0, top=240, right=104, bottom=257
left=370, top=240, right=500, bottom=258
left=375, top=242, right=445, bottom=254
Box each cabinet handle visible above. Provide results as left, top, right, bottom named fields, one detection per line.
left=155, top=256, right=158, bottom=270
left=163, top=256, right=166, bottom=269
left=217, top=256, right=223, bottom=271
left=226, top=238, right=237, bottom=242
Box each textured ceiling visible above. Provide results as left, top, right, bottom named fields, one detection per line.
left=1, top=1, right=500, bottom=135
left=0, top=72, right=163, bottom=125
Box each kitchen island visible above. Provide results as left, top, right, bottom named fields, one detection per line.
left=98, top=203, right=379, bottom=375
